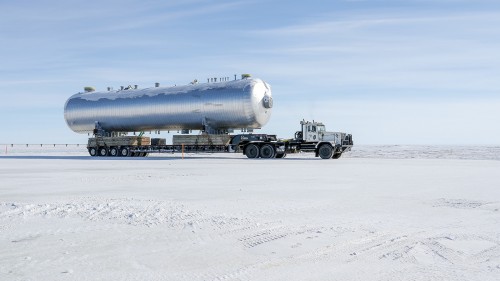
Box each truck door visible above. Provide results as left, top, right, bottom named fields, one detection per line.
left=305, top=125, right=318, bottom=142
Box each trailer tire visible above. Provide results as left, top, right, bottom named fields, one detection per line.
left=109, top=147, right=119, bottom=157
left=88, top=147, right=97, bottom=157
left=119, top=147, right=130, bottom=157
left=98, top=147, right=108, bottom=157
left=318, top=144, right=333, bottom=159
left=245, top=144, right=260, bottom=159
left=260, top=144, right=275, bottom=159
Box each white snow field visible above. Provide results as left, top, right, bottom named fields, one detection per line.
left=1, top=146, right=499, bottom=281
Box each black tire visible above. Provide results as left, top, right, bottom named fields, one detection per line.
left=332, top=153, right=342, bottom=159
left=88, top=147, right=97, bottom=157
left=98, top=147, right=108, bottom=157
left=318, top=144, right=333, bottom=159
left=260, top=144, right=275, bottom=159
left=245, top=144, right=260, bottom=159
left=119, top=147, right=130, bottom=157
left=109, top=147, right=119, bottom=157
left=276, top=152, right=286, bottom=158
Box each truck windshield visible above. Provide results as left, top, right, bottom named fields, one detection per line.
left=318, top=125, right=325, bottom=132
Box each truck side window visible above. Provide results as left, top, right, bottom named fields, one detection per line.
left=311, top=126, right=316, bottom=132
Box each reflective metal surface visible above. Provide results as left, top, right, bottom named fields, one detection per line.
left=64, top=78, right=272, bottom=133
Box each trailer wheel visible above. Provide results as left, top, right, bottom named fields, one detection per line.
left=88, top=147, right=97, bottom=157
left=318, top=144, right=333, bottom=159
left=332, top=153, right=342, bottom=159
left=260, top=144, right=275, bottom=159
left=119, top=147, right=129, bottom=157
left=245, top=144, right=260, bottom=159
left=98, top=147, right=108, bottom=157
left=109, top=147, right=119, bottom=157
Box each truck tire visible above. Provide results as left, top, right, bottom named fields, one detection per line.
left=245, top=144, right=260, bottom=159
left=332, top=153, right=342, bottom=159
left=109, top=147, right=119, bottom=157
left=318, top=144, right=333, bottom=159
left=88, top=147, right=97, bottom=157
left=119, top=147, right=130, bottom=157
left=260, top=144, right=275, bottom=158
left=276, top=152, right=286, bottom=158
left=98, top=147, right=108, bottom=157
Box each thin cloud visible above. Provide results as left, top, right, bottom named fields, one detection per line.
left=253, top=11, right=500, bottom=36
left=86, top=1, right=249, bottom=33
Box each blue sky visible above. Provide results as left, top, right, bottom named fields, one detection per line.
left=1, top=0, right=500, bottom=145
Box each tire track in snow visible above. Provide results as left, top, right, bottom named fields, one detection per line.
left=343, top=231, right=500, bottom=269
left=431, top=198, right=499, bottom=211
left=0, top=198, right=247, bottom=229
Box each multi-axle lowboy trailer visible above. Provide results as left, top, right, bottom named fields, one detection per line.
left=87, top=120, right=353, bottom=159
left=87, top=136, right=228, bottom=157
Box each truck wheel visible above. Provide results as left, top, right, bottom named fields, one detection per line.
left=245, top=144, right=260, bottom=159
left=276, top=152, right=286, bottom=158
left=318, top=144, right=333, bottom=159
left=98, top=147, right=108, bottom=157
left=88, top=147, right=97, bottom=157
left=120, top=147, right=130, bottom=157
left=332, top=153, right=342, bottom=159
left=109, top=147, right=119, bottom=157
left=260, top=144, right=275, bottom=159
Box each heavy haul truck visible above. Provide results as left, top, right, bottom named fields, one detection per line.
left=64, top=75, right=352, bottom=159
left=238, top=120, right=352, bottom=159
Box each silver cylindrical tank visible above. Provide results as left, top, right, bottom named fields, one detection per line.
left=64, top=78, right=272, bottom=133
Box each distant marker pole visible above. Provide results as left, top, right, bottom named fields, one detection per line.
left=182, top=144, right=185, bottom=160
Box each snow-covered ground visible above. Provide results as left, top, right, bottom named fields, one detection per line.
left=1, top=146, right=499, bottom=280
